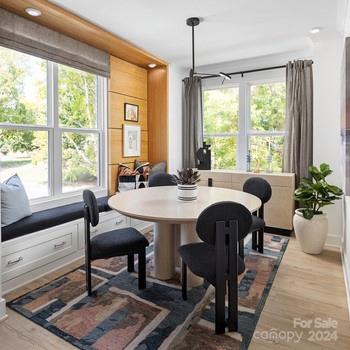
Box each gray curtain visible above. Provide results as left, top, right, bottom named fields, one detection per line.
left=0, top=8, right=110, bottom=77
left=283, top=60, right=313, bottom=185
left=182, top=76, right=203, bottom=168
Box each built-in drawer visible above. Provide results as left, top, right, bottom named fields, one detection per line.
left=78, top=212, right=127, bottom=249
left=2, top=225, right=78, bottom=282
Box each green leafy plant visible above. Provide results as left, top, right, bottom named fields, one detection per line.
left=294, top=163, right=343, bottom=219
left=175, top=168, right=200, bottom=185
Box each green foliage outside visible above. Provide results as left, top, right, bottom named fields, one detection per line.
left=294, top=164, right=343, bottom=220
left=203, top=88, right=238, bottom=169
left=0, top=46, right=98, bottom=188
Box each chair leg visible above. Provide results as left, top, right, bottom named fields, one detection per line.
left=181, top=260, right=187, bottom=300
left=238, top=239, right=244, bottom=259
left=215, top=282, right=226, bottom=334
left=227, top=275, right=238, bottom=332
left=258, top=228, right=264, bottom=254
left=86, top=258, right=92, bottom=296
left=127, top=254, right=134, bottom=272
left=252, top=231, right=258, bottom=251
left=138, top=249, right=146, bottom=290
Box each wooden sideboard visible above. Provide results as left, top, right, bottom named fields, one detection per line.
left=198, top=170, right=295, bottom=232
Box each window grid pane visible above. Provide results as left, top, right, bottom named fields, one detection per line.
left=62, top=132, right=99, bottom=193
left=0, top=129, right=49, bottom=198
left=205, top=136, right=237, bottom=170
left=204, top=87, right=239, bottom=134
left=250, top=82, right=286, bottom=132
left=58, top=64, right=97, bottom=129
left=249, top=135, right=284, bottom=172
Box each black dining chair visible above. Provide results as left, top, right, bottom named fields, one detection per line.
left=148, top=172, right=177, bottom=187
left=178, top=201, right=252, bottom=334
left=240, top=177, right=272, bottom=255
left=83, top=190, right=149, bottom=295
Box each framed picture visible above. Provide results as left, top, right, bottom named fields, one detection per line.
left=124, top=103, right=139, bottom=122
left=123, top=124, right=141, bottom=157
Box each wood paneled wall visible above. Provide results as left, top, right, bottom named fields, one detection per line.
left=108, top=56, right=149, bottom=195
left=148, top=66, right=169, bottom=164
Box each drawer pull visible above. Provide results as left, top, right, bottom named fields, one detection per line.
left=115, top=218, right=124, bottom=225
left=7, top=256, right=23, bottom=266
left=54, top=241, right=67, bottom=249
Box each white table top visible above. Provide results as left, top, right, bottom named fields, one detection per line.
left=108, top=186, right=261, bottom=224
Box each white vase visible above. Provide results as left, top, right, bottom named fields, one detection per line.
left=177, top=184, right=198, bottom=201
left=293, top=209, right=328, bottom=254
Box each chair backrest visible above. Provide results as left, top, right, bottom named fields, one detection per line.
left=148, top=173, right=177, bottom=187
left=83, top=190, right=99, bottom=227
left=243, top=177, right=272, bottom=204
left=196, top=201, right=252, bottom=245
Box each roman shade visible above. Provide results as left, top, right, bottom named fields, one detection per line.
left=0, top=8, right=110, bottom=77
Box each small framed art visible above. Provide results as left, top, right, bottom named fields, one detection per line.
left=124, top=103, right=139, bottom=122
left=123, top=124, right=141, bottom=157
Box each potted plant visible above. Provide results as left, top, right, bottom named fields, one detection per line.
left=293, top=163, right=343, bottom=254
left=175, top=168, right=200, bottom=201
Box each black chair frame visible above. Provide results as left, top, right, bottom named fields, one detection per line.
left=83, top=205, right=146, bottom=295
left=182, top=219, right=239, bottom=334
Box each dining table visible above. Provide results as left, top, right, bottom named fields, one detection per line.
left=108, top=186, right=261, bottom=288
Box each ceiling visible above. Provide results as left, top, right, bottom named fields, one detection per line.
left=50, top=0, right=346, bottom=67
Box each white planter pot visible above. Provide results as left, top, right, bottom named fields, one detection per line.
left=177, top=184, right=198, bottom=202
left=293, top=209, right=328, bottom=254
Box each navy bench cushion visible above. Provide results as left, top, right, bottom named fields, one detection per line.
left=1, top=196, right=111, bottom=242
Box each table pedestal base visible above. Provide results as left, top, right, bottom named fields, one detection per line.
left=153, top=222, right=175, bottom=280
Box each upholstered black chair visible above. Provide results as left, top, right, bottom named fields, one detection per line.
left=83, top=190, right=149, bottom=295
left=178, top=201, right=252, bottom=334
left=148, top=173, right=177, bottom=187
left=240, top=177, right=272, bottom=255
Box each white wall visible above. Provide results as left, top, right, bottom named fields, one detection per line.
left=312, top=32, right=345, bottom=246
left=168, top=64, right=187, bottom=173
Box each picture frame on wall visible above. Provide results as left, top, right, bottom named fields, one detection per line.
left=124, top=103, right=139, bottom=122
left=123, top=124, right=141, bottom=157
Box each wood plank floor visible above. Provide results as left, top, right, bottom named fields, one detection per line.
left=1, top=237, right=349, bottom=349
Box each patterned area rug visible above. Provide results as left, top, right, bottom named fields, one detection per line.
left=8, top=233, right=288, bottom=350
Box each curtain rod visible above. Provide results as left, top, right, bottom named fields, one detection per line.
left=195, top=61, right=314, bottom=80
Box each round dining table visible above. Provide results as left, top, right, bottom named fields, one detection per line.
left=108, top=186, right=261, bottom=288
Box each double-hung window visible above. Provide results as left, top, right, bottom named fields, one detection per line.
left=203, top=74, right=286, bottom=172
left=0, top=46, right=106, bottom=200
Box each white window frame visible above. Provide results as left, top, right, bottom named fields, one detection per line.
left=0, top=58, right=107, bottom=206
left=203, top=70, right=286, bottom=171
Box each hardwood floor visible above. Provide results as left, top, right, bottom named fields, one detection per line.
left=1, top=237, right=349, bottom=349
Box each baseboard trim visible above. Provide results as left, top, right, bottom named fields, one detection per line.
left=265, top=226, right=293, bottom=236
left=341, top=246, right=350, bottom=319
left=0, top=297, right=7, bottom=322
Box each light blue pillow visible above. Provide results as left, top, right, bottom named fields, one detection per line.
left=1, top=174, right=32, bottom=227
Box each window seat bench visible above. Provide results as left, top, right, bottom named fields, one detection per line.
left=1, top=196, right=153, bottom=294
left=1, top=196, right=111, bottom=242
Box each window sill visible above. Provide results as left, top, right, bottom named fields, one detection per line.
left=30, top=188, right=107, bottom=212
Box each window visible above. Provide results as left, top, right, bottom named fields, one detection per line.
left=203, top=87, right=239, bottom=169
left=203, top=77, right=286, bottom=172
left=0, top=46, right=106, bottom=200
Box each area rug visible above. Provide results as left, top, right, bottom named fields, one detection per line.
left=8, top=233, right=288, bottom=350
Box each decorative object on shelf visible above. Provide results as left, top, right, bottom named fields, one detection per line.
left=124, top=103, right=139, bottom=122
left=266, top=154, right=273, bottom=173
left=196, top=142, right=211, bottom=170
left=293, top=163, right=343, bottom=254
left=117, top=162, right=150, bottom=192
left=123, top=124, right=141, bottom=157
left=246, top=150, right=251, bottom=172
left=175, top=168, right=200, bottom=201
